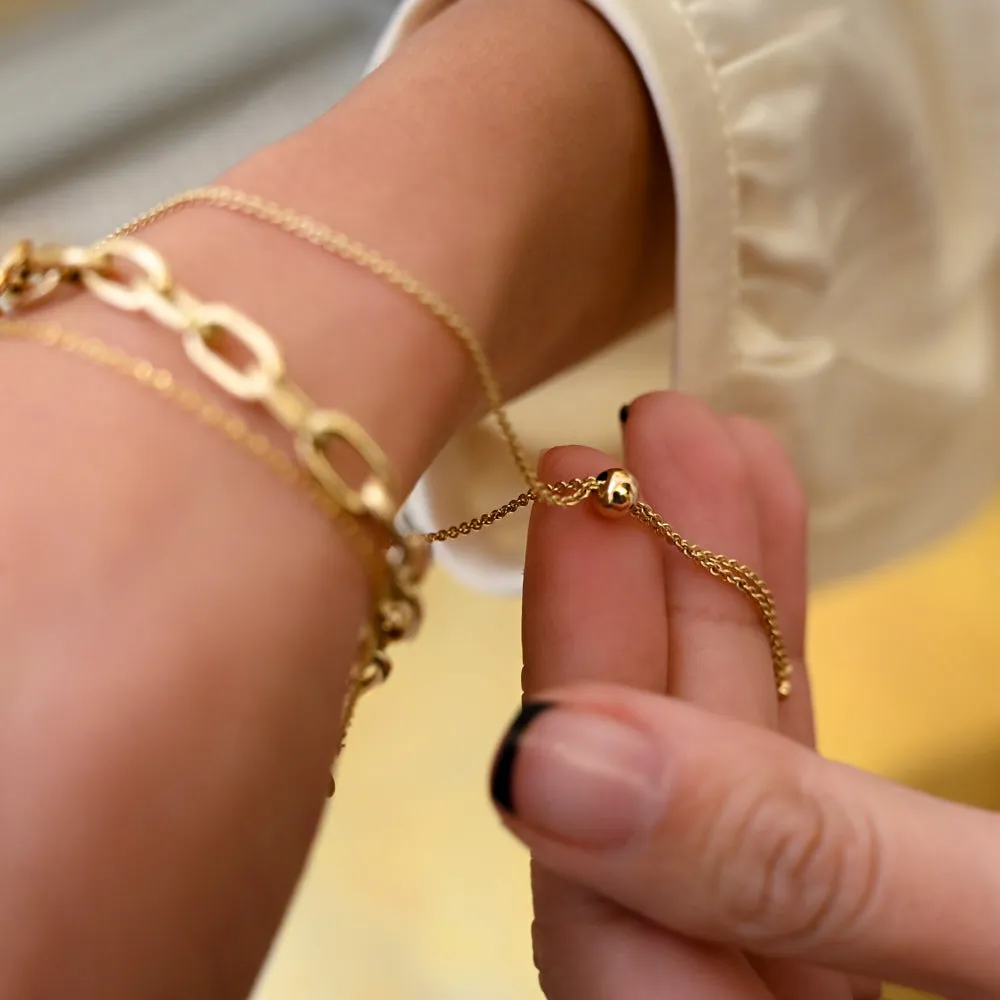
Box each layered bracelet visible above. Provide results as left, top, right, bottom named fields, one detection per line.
left=0, top=228, right=430, bottom=792
left=0, top=185, right=794, bottom=799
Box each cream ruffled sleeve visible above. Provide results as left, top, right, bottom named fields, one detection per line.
left=370, top=0, right=1000, bottom=594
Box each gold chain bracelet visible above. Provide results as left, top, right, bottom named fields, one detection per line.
left=108, top=186, right=794, bottom=699
left=0, top=238, right=433, bottom=770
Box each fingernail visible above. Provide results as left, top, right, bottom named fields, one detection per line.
left=490, top=702, right=662, bottom=847
left=490, top=701, right=554, bottom=813
left=618, top=404, right=630, bottom=423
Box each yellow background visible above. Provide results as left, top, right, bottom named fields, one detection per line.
left=257, top=499, right=1000, bottom=999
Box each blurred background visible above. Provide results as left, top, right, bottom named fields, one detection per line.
left=2, top=2, right=997, bottom=999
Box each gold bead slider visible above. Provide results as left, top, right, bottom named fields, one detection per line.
left=594, top=469, right=640, bottom=517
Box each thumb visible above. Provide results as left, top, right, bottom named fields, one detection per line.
left=488, top=685, right=1000, bottom=1000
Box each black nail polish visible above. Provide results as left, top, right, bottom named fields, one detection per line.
left=490, top=701, right=555, bottom=814
left=619, top=404, right=630, bottom=424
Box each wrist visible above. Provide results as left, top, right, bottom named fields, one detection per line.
left=224, top=0, right=671, bottom=398
left=27, top=0, right=670, bottom=493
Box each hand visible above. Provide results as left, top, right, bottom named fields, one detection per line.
left=495, top=392, right=1000, bottom=1000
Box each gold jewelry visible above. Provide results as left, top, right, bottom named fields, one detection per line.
left=109, top=187, right=794, bottom=699
left=0, top=190, right=791, bottom=764
left=0, top=239, right=432, bottom=779
left=0, top=319, right=370, bottom=535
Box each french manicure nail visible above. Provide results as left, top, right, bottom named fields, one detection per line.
left=490, top=702, right=663, bottom=847
left=490, top=701, right=555, bottom=813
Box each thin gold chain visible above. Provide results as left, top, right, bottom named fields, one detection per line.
left=419, top=478, right=599, bottom=543
left=107, top=186, right=548, bottom=504
left=0, top=319, right=373, bottom=553
left=0, top=320, right=376, bottom=558
left=0, top=318, right=394, bottom=793
left=631, top=501, right=792, bottom=696
left=33, top=187, right=793, bottom=699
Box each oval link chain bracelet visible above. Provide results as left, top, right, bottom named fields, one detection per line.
left=0, top=235, right=432, bottom=781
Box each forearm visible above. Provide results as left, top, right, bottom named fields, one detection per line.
left=221, top=0, right=673, bottom=396
left=0, top=0, right=669, bottom=995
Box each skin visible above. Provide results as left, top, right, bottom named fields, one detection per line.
left=0, top=0, right=669, bottom=996
left=509, top=392, right=1000, bottom=1000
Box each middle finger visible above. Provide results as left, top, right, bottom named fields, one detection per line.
left=624, top=393, right=777, bottom=725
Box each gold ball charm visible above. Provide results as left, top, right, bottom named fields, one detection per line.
left=594, top=469, right=639, bottom=518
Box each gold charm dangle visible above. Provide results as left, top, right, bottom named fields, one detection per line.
left=594, top=469, right=640, bottom=518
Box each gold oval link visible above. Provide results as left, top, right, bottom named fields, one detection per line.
left=0, top=240, right=31, bottom=294
left=137, top=284, right=202, bottom=335
left=80, top=239, right=173, bottom=312
left=31, top=243, right=107, bottom=275
left=264, top=378, right=312, bottom=430
left=0, top=241, right=67, bottom=309
left=180, top=302, right=285, bottom=401
left=294, top=409, right=396, bottom=519
left=380, top=526, right=433, bottom=593
left=5, top=270, right=61, bottom=309
left=399, top=533, right=432, bottom=585
left=80, top=237, right=173, bottom=313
